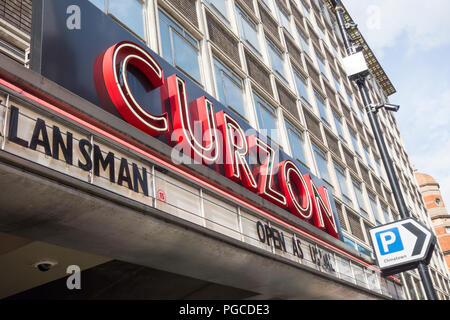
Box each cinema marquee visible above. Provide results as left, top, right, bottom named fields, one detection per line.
left=0, top=0, right=407, bottom=300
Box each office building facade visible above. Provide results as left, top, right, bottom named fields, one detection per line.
left=0, top=0, right=449, bottom=299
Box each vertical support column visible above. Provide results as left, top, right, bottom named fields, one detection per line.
left=349, top=260, right=357, bottom=285
left=237, top=207, right=245, bottom=242
left=199, top=188, right=206, bottom=228
left=151, top=165, right=157, bottom=207
left=88, top=134, right=94, bottom=184
left=1, top=93, right=10, bottom=150
left=333, top=252, right=341, bottom=280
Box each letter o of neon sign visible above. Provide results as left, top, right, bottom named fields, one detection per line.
left=279, top=160, right=312, bottom=220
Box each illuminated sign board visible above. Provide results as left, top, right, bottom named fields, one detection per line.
left=0, top=87, right=402, bottom=297
left=31, top=0, right=342, bottom=239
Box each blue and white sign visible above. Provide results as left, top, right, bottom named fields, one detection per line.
left=369, top=218, right=435, bottom=272
left=375, top=227, right=404, bottom=256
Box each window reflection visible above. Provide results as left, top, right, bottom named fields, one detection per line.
left=159, top=10, right=202, bottom=84
left=213, top=58, right=245, bottom=118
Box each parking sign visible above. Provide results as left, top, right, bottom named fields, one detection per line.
left=369, top=218, right=436, bottom=275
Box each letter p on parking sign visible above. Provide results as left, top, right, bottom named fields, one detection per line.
left=375, top=228, right=403, bottom=255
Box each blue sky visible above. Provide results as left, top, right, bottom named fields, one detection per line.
left=344, top=0, right=450, bottom=205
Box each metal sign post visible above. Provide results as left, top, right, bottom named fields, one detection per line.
left=330, top=0, right=438, bottom=300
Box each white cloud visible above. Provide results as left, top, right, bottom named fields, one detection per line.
left=399, top=86, right=450, bottom=205
left=344, top=0, right=450, bottom=55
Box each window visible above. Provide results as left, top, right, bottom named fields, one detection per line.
left=312, top=144, right=332, bottom=189
left=205, top=0, right=229, bottom=23
left=293, top=69, right=311, bottom=107
left=349, top=129, right=361, bottom=158
left=332, top=73, right=341, bottom=95
left=318, top=26, right=326, bottom=42
left=343, top=236, right=356, bottom=249
left=236, top=6, right=261, bottom=57
left=343, top=236, right=371, bottom=257
left=352, top=179, right=368, bottom=218
left=334, top=162, right=352, bottom=206
left=333, top=111, right=346, bottom=143
left=346, top=92, right=354, bottom=109
left=299, top=0, right=311, bottom=21
left=266, top=39, right=287, bottom=83
left=260, top=0, right=273, bottom=9
left=213, top=58, right=245, bottom=117
left=381, top=203, right=390, bottom=224
left=159, top=10, right=202, bottom=84
left=297, top=28, right=310, bottom=57
left=362, top=143, right=374, bottom=170
left=355, top=103, right=364, bottom=122
left=331, top=44, right=339, bottom=60
left=254, top=93, right=279, bottom=144
left=405, top=275, right=419, bottom=300
left=445, top=227, right=450, bottom=234
left=316, top=52, right=327, bottom=78
left=285, top=121, right=307, bottom=165
left=374, top=157, right=383, bottom=179
left=356, top=244, right=371, bottom=257
left=368, top=193, right=382, bottom=225
left=277, top=2, right=291, bottom=33
left=91, top=0, right=145, bottom=40
left=314, top=91, right=329, bottom=125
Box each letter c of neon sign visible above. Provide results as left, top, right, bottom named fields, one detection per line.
left=99, top=41, right=169, bottom=137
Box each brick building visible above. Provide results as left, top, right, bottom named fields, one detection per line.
left=415, top=171, right=450, bottom=276
left=0, top=0, right=449, bottom=300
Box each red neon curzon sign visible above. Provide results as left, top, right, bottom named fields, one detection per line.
left=96, top=41, right=340, bottom=239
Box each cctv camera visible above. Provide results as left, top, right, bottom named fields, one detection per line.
left=383, top=104, right=400, bottom=112
left=345, top=22, right=357, bottom=29
left=33, top=260, right=58, bottom=272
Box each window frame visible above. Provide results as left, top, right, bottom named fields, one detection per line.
left=312, top=143, right=333, bottom=190
left=332, top=72, right=341, bottom=96
left=276, top=2, right=291, bottom=34
left=293, top=68, right=312, bottom=108
left=158, top=9, right=203, bottom=85
left=297, top=27, right=311, bottom=57
left=254, top=93, right=280, bottom=144
left=266, top=38, right=288, bottom=83
left=352, top=178, right=368, bottom=218
left=285, top=120, right=308, bottom=167
left=381, top=203, right=390, bottom=224
left=204, top=0, right=230, bottom=24
left=92, top=0, right=146, bottom=41
left=332, top=110, right=346, bottom=143
left=349, top=129, right=361, bottom=158
left=334, top=162, right=353, bottom=206
left=368, top=192, right=382, bottom=225
left=236, top=5, right=262, bottom=57
left=315, top=51, right=327, bottom=79
left=362, top=142, right=374, bottom=170
left=314, top=90, right=329, bottom=125
left=299, top=0, right=311, bottom=21
left=212, top=57, right=246, bottom=119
